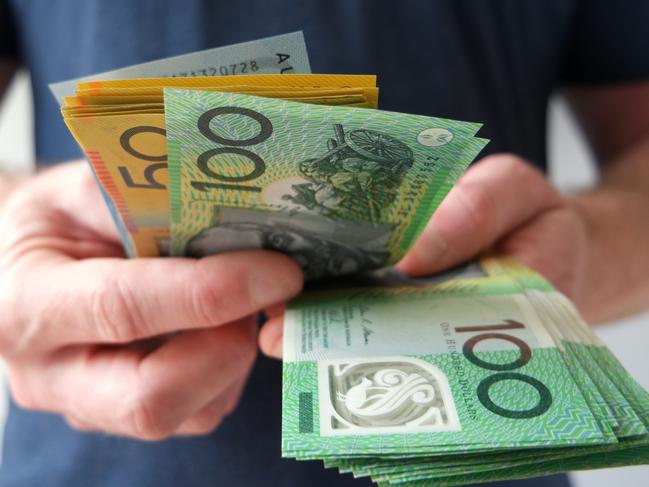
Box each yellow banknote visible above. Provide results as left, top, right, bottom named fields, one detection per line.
left=63, top=88, right=378, bottom=120
left=68, top=86, right=378, bottom=108
left=77, top=74, right=376, bottom=92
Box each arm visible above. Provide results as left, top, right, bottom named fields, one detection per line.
left=567, top=82, right=649, bottom=323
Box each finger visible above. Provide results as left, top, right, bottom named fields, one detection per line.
left=120, top=318, right=257, bottom=439
left=3, top=161, right=123, bottom=249
left=174, top=379, right=246, bottom=436
left=264, top=303, right=286, bottom=319
left=52, top=161, right=124, bottom=245
left=259, top=315, right=284, bottom=359
left=397, top=154, right=563, bottom=276
left=497, top=207, right=587, bottom=301
left=65, top=415, right=98, bottom=433
left=5, top=250, right=302, bottom=350
left=18, top=317, right=258, bottom=440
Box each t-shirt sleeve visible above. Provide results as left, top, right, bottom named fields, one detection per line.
left=560, top=0, right=649, bottom=85
left=0, top=0, right=20, bottom=60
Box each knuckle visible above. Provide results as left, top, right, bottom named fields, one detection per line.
left=562, top=207, right=587, bottom=235
left=185, top=410, right=225, bottom=435
left=66, top=416, right=93, bottom=432
left=495, top=152, right=529, bottom=169
left=7, top=371, right=38, bottom=411
left=239, top=332, right=258, bottom=367
left=90, top=271, right=142, bottom=343
left=0, top=265, right=72, bottom=356
left=483, top=152, right=542, bottom=184
left=456, top=178, right=498, bottom=241
left=120, top=389, right=174, bottom=441
left=11, top=390, right=36, bottom=410
left=188, top=262, right=250, bottom=326
left=496, top=153, right=553, bottom=193
left=0, top=278, right=20, bottom=354
left=224, top=322, right=258, bottom=367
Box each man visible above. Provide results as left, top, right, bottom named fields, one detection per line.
left=0, top=1, right=648, bottom=486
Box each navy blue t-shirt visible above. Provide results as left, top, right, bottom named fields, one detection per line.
left=1, top=1, right=648, bottom=486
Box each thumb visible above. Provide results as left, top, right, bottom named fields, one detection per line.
left=397, top=154, right=561, bottom=276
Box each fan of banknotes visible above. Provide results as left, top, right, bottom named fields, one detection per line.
left=54, top=32, right=649, bottom=485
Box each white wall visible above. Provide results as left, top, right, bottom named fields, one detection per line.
left=0, top=74, right=648, bottom=485
left=0, top=71, right=33, bottom=174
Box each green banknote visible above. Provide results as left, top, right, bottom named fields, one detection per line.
left=530, top=291, right=646, bottom=438
left=383, top=440, right=649, bottom=486
left=164, top=88, right=487, bottom=279
left=491, top=260, right=648, bottom=438
left=281, top=272, right=609, bottom=458
left=282, top=258, right=649, bottom=485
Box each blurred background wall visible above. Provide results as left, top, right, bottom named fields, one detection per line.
left=0, top=72, right=648, bottom=485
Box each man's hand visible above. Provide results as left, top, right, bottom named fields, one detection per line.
left=396, top=154, right=587, bottom=301
left=259, top=154, right=589, bottom=359
left=0, top=161, right=303, bottom=440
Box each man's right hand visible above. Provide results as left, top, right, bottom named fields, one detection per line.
left=0, top=161, right=303, bottom=440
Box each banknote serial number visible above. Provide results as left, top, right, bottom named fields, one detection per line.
left=172, top=60, right=260, bottom=77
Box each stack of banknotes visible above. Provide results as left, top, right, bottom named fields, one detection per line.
left=55, top=32, right=649, bottom=485
left=282, top=258, right=649, bottom=485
